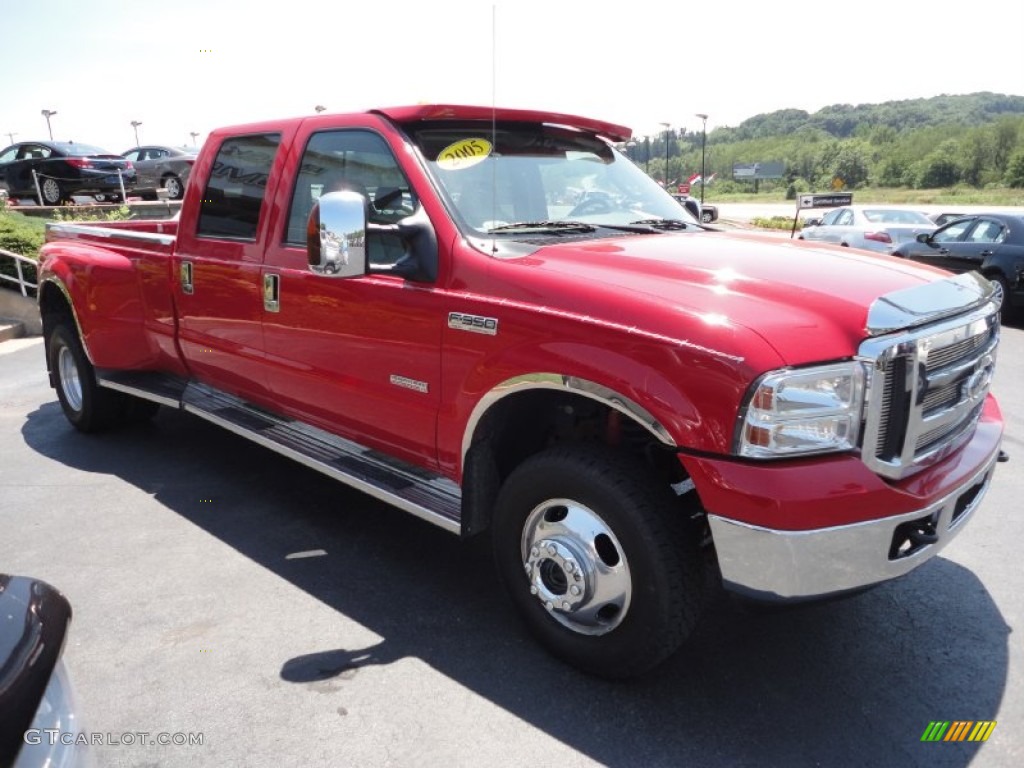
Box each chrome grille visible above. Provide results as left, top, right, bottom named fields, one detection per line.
left=860, top=303, right=999, bottom=480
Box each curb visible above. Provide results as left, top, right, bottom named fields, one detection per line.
left=0, top=319, right=26, bottom=343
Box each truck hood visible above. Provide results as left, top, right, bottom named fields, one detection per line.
left=514, top=230, right=952, bottom=366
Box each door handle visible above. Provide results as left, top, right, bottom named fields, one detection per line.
left=263, top=273, right=280, bottom=313
left=938, top=248, right=949, bottom=255
left=980, top=250, right=993, bottom=257
left=180, top=261, right=194, bottom=295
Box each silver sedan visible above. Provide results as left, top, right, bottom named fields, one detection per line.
left=799, top=205, right=936, bottom=253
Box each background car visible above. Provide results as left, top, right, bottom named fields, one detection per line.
left=0, top=574, right=85, bottom=767
left=929, top=211, right=966, bottom=227
left=0, top=141, right=136, bottom=205
left=121, top=145, right=198, bottom=200
left=891, top=212, right=1024, bottom=320
left=798, top=205, right=936, bottom=253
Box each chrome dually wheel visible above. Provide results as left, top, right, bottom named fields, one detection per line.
left=521, top=498, right=631, bottom=635
left=493, top=445, right=705, bottom=679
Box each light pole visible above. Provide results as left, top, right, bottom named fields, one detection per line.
left=41, top=110, right=57, bottom=141
left=131, top=120, right=142, bottom=146
left=659, top=122, right=671, bottom=188
left=644, top=136, right=651, bottom=176
left=314, top=105, right=326, bottom=114
left=190, top=131, right=199, bottom=147
left=695, top=113, right=708, bottom=205
left=4, top=132, right=16, bottom=145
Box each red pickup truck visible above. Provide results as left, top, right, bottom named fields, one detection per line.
left=37, top=105, right=1004, bottom=678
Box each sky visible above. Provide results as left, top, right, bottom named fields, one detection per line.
left=2, top=0, right=1023, bottom=152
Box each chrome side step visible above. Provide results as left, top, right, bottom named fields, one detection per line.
left=96, top=372, right=462, bottom=534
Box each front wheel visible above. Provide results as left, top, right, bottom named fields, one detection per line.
left=39, top=177, right=63, bottom=206
left=701, top=210, right=713, bottom=224
left=492, top=445, right=704, bottom=679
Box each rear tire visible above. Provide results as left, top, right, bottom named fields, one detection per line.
left=163, top=175, right=184, bottom=200
left=48, top=323, right=124, bottom=432
left=492, top=444, right=705, bottom=679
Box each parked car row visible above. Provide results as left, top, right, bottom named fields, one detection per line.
left=0, top=140, right=197, bottom=205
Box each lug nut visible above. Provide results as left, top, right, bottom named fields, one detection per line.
left=530, top=586, right=538, bottom=595
left=531, top=547, right=539, bottom=558
left=547, top=544, right=557, bottom=556
left=570, top=585, right=581, bottom=596
left=561, top=602, right=570, bottom=610
left=545, top=601, right=553, bottom=611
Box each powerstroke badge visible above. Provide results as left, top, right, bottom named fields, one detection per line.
left=448, top=312, right=498, bottom=336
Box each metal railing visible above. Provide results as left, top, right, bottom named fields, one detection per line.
left=0, top=247, right=39, bottom=298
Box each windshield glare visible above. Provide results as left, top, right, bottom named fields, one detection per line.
left=410, top=122, right=697, bottom=234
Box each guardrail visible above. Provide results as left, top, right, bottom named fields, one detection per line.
left=0, top=248, right=38, bottom=298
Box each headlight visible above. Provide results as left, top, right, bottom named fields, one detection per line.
left=736, top=362, right=866, bottom=458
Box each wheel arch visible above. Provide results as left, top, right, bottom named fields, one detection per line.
left=459, top=374, right=688, bottom=538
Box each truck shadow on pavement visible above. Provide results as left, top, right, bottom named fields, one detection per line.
left=22, top=402, right=1010, bottom=768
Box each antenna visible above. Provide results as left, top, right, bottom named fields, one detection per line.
left=490, top=4, right=498, bottom=252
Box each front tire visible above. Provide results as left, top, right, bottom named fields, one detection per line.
left=48, top=323, right=125, bottom=432
left=39, top=177, right=62, bottom=206
left=701, top=210, right=713, bottom=224
left=492, top=445, right=704, bottom=679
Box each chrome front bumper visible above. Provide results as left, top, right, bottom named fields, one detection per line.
left=708, top=443, right=1001, bottom=601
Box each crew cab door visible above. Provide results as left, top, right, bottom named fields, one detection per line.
left=172, top=131, right=288, bottom=401
left=260, top=125, right=443, bottom=469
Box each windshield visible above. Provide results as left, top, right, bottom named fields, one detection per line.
left=409, top=121, right=697, bottom=235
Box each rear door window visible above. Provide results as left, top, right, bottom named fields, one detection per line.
left=197, top=133, right=281, bottom=241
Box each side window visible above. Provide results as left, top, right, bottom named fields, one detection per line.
left=197, top=133, right=280, bottom=241
left=285, top=129, right=418, bottom=267
left=820, top=210, right=841, bottom=226
left=835, top=209, right=853, bottom=226
left=0, top=146, right=17, bottom=164
left=934, top=219, right=973, bottom=243
left=968, top=220, right=1004, bottom=243
left=123, top=150, right=140, bottom=162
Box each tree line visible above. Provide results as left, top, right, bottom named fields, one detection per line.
left=623, top=92, right=1024, bottom=194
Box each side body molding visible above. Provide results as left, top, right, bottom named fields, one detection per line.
left=460, top=373, right=676, bottom=468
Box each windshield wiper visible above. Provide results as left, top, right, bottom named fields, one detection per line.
left=627, top=218, right=693, bottom=231
left=486, top=221, right=597, bottom=234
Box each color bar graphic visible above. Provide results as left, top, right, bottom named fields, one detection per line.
left=921, top=721, right=996, bottom=742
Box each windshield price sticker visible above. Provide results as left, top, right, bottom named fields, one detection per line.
left=437, top=139, right=492, bottom=170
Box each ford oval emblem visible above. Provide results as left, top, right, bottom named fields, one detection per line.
left=963, top=355, right=994, bottom=401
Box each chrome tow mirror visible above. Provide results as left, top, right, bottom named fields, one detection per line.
left=307, top=190, right=367, bottom=277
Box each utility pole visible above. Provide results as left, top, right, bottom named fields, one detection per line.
left=659, top=122, right=671, bottom=188
left=41, top=110, right=57, bottom=141
left=131, top=120, right=143, bottom=146
left=695, top=113, right=709, bottom=205
left=189, top=131, right=199, bottom=147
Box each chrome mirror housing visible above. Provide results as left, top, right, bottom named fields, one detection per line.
left=307, top=191, right=367, bottom=277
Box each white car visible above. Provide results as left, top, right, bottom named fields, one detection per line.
left=799, top=205, right=936, bottom=253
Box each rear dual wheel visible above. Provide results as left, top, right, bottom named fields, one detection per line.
left=492, top=445, right=704, bottom=679
left=48, top=322, right=158, bottom=432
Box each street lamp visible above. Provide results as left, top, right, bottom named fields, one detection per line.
left=4, top=132, right=16, bottom=145
left=314, top=105, right=326, bottom=113
left=190, top=131, right=199, bottom=147
left=41, top=110, right=57, bottom=141
left=659, top=122, right=671, bottom=188
left=695, top=113, right=708, bottom=205
left=131, top=120, right=142, bottom=146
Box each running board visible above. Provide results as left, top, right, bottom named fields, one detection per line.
left=96, top=372, right=462, bottom=534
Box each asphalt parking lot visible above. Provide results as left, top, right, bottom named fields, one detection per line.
left=1, top=319, right=1022, bottom=768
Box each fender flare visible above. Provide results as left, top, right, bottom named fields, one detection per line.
left=460, top=372, right=676, bottom=469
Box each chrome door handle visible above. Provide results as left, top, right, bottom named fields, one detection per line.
left=263, top=273, right=280, bottom=313
left=180, top=261, right=194, bottom=295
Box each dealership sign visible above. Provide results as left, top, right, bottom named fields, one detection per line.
left=732, top=162, right=785, bottom=180
left=798, top=193, right=854, bottom=209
